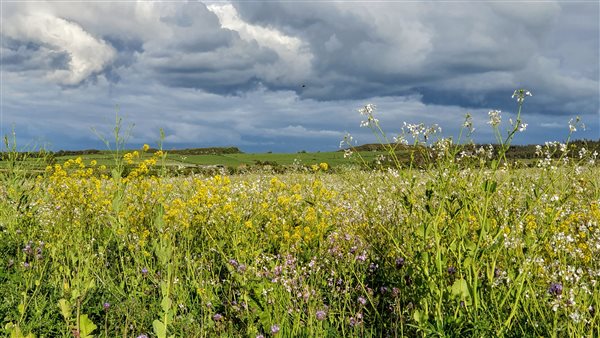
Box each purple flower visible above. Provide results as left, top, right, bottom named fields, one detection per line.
left=103, top=302, right=110, bottom=311
left=316, top=310, right=327, bottom=321
left=356, top=252, right=367, bottom=262
left=256, top=335, right=265, bottom=338
left=357, top=296, right=367, bottom=306
left=213, top=313, right=223, bottom=321
left=349, top=317, right=357, bottom=327
left=136, top=335, right=148, bottom=338
left=270, top=324, right=280, bottom=334
left=447, top=266, right=456, bottom=275
left=548, top=282, right=563, bottom=296
left=23, top=243, right=33, bottom=255
left=23, top=262, right=30, bottom=269
left=228, top=259, right=239, bottom=268
left=395, top=257, right=405, bottom=269
left=141, top=267, right=148, bottom=276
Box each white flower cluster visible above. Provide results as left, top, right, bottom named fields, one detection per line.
left=488, top=110, right=502, bottom=127
left=358, top=104, right=379, bottom=128
left=512, top=89, right=532, bottom=104
left=402, top=122, right=441, bottom=142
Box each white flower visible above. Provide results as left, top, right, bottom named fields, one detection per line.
left=358, top=104, right=376, bottom=116
left=568, top=116, right=581, bottom=133
left=358, top=104, right=378, bottom=128
left=488, top=110, right=502, bottom=127
left=518, top=123, right=528, bottom=132
left=512, top=89, right=532, bottom=103
left=393, top=135, right=408, bottom=145
left=559, top=143, right=567, bottom=153
left=340, top=133, right=354, bottom=148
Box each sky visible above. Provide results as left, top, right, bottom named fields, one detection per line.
left=1, top=1, right=599, bottom=153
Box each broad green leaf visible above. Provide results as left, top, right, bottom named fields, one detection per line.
left=78, top=314, right=97, bottom=338
left=161, top=296, right=172, bottom=313
left=451, top=278, right=471, bottom=301
left=153, top=320, right=166, bottom=338
left=413, top=310, right=424, bottom=324
left=58, top=299, right=71, bottom=320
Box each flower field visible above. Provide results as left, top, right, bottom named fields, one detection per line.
left=1, top=93, right=599, bottom=337
left=1, top=142, right=599, bottom=337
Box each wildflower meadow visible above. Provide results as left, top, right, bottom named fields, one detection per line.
left=1, top=90, right=599, bottom=337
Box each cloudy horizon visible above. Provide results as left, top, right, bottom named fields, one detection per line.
left=1, top=1, right=598, bottom=153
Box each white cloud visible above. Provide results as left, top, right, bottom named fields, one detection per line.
left=540, top=122, right=563, bottom=128
left=207, top=4, right=313, bottom=85
left=4, top=13, right=116, bottom=85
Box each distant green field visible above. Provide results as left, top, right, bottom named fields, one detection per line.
left=49, top=150, right=399, bottom=169
left=0, top=150, right=403, bottom=171
left=166, top=151, right=392, bottom=167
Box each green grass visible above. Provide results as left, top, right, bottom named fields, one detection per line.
left=167, top=151, right=393, bottom=167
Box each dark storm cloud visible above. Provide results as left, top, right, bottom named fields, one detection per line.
left=96, top=36, right=143, bottom=84
left=1, top=1, right=598, bottom=153
left=1, top=37, right=71, bottom=72
left=231, top=1, right=598, bottom=117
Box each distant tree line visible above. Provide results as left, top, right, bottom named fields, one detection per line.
left=0, top=147, right=243, bottom=161
left=344, top=139, right=600, bottom=160
left=155, top=147, right=243, bottom=155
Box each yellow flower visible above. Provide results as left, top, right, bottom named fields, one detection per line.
left=143, top=144, right=150, bottom=152
left=319, top=162, right=329, bottom=171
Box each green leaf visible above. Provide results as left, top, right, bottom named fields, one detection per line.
left=161, top=296, right=172, bottom=313
left=17, top=303, right=25, bottom=316
left=78, top=314, right=97, bottom=338
left=463, top=257, right=473, bottom=270
left=451, top=278, right=471, bottom=302
left=70, top=289, right=81, bottom=301
left=413, top=310, right=424, bottom=324
left=153, top=320, right=166, bottom=338
left=482, top=179, right=497, bottom=193
left=7, top=323, right=22, bottom=338
left=57, top=299, right=71, bottom=320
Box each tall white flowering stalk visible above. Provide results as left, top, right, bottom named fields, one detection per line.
left=340, top=104, right=406, bottom=169
left=488, top=89, right=532, bottom=169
